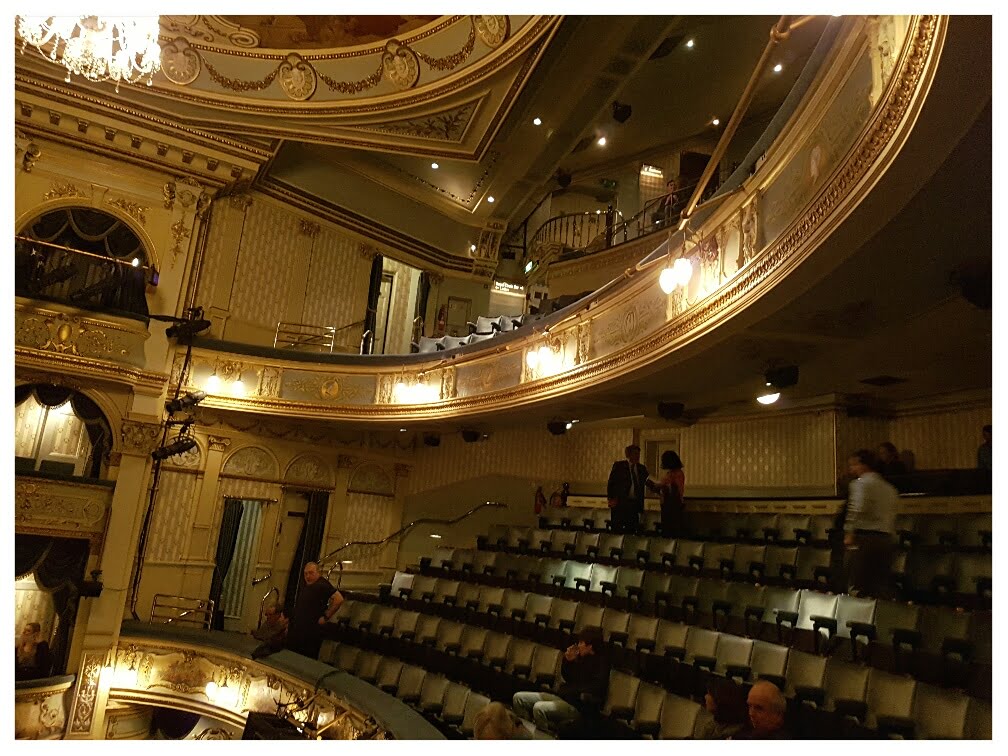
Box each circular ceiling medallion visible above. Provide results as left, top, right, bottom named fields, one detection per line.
left=382, top=40, right=420, bottom=90
left=278, top=53, right=317, bottom=101
left=160, top=37, right=202, bottom=85
left=474, top=15, right=509, bottom=48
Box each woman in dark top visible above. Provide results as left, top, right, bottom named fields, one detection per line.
left=698, top=677, right=749, bottom=739
left=656, top=450, right=686, bottom=537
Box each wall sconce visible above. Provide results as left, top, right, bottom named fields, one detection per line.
left=205, top=365, right=220, bottom=394
left=659, top=228, right=696, bottom=294
left=525, top=334, right=564, bottom=378
left=393, top=374, right=439, bottom=404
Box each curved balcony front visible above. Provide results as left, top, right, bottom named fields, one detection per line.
left=162, top=16, right=967, bottom=426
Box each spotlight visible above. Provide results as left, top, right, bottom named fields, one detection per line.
left=165, top=390, right=207, bottom=414
left=461, top=429, right=482, bottom=443
left=773, top=63, right=783, bottom=73
left=165, top=317, right=212, bottom=341
left=547, top=420, right=567, bottom=436
left=686, top=39, right=695, bottom=48
left=151, top=437, right=198, bottom=461
left=597, top=137, right=607, bottom=147
left=431, top=162, right=439, bottom=169
left=612, top=101, right=632, bottom=124
left=487, top=196, right=495, bottom=203
left=712, top=118, right=720, bottom=126
left=533, top=117, right=542, bottom=126
left=764, top=365, right=799, bottom=389
left=423, top=433, right=441, bottom=447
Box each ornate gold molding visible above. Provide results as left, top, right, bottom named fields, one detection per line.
left=107, top=197, right=149, bottom=226
left=42, top=180, right=84, bottom=202
left=68, top=649, right=108, bottom=736
left=15, top=476, right=112, bottom=547
left=121, top=420, right=163, bottom=455
left=207, top=435, right=231, bottom=452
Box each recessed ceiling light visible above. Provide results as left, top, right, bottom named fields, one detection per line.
left=470, top=244, right=477, bottom=252
left=686, top=39, right=694, bottom=48
left=597, top=136, right=607, bottom=146
left=565, top=422, right=573, bottom=430
left=487, top=196, right=495, bottom=203
left=430, top=534, right=442, bottom=539
left=773, top=63, right=783, bottom=73
left=431, top=162, right=439, bottom=169
left=757, top=392, right=781, bottom=405
left=399, top=428, right=407, bottom=432
left=533, top=117, right=542, bottom=126
left=712, top=118, right=720, bottom=126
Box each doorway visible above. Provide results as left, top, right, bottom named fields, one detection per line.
left=373, top=273, right=394, bottom=354
left=218, top=500, right=265, bottom=632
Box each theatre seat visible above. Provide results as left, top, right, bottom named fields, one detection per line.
left=659, top=693, right=702, bottom=739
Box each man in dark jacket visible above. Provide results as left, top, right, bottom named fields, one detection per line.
left=512, top=626, right=610, bottom=734
left=284, top=562, right=343, bottom=658
left=607, top=444, right=657, bottom=533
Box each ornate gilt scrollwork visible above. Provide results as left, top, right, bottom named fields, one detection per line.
left=160, top=37, right=202, bottom=85
left=279, top=54, right=317, bottom=101
left=382, top=40, right=421, bottom=90
left=120, top=420, right=162, bottom=455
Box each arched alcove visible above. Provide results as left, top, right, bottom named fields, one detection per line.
left=284, top=454, right=333, bottom=488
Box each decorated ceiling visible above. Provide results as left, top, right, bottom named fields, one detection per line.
left=217, top=15, right=439, bottom=49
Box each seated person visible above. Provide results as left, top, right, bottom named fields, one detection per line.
left=15, top=622, right=52, bottom=681
left=876, top=442, right=907, bottom=478
left=732, top=681, right=790, bottom=739
left=697, top=677, right=749, bottom=739
left=512, top=626, right=609, bottom=735
left=251, top=604, right=288, bottom=659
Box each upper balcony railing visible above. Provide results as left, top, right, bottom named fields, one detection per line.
left=274, top=319, right=366, bottom=355
left=14, top=236, right=150, bottom=321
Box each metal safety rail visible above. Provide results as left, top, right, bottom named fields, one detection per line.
left=274, top=319, right=365, bottom=354
left=321, top=501, right=507, bottom=586
left=150, top=594, right=214, bottom=629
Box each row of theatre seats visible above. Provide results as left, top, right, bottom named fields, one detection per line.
left=470, top=527, right=992, bottom=611
left=322, top=582, right=991, bottom=739
left=537, top=506, right=992, bottom=551
left=412, top=315, right=527, bottom=353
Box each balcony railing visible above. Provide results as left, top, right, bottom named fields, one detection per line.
left=14, top=236, right=149, bottom=321
left=274, top=319, right=366, bottom=354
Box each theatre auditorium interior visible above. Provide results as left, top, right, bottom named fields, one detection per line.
left=10, top=13, right=993, bottom=741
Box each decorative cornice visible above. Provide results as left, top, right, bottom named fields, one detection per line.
left=207, top=435, right=232, bottom=452
left=120, top=420, right=163, bottom=455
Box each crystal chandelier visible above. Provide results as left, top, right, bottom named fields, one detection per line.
left=16, top=16, right=162, bottom=91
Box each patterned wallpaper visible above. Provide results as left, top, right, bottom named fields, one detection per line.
left=342, top=492, right=397, bottom=569
left=889, top=405, right=991, bottom=470
left=148, top=470, right=200, bottom=562
left=381, top=258, right=420, bottom=355
left=14, top=577, right=55, bottom=639
left=14, top=397, right=46, bottom=457
left=300, top=226, right=371, bottom=332
left=198, top=193, right=373, bottom=343
left=227, top=200, right=302, bottom=331
left=666, top=411, right=837, bottom=492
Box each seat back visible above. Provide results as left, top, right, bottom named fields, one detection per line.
left=912, top=682, right=970, bottom=738
left=434, top=578, right=460, bottom=604
left=549, top=598, right=578, bottom=629
left=835, top=594, right=877, bottom=640
left=590, top=563, right=619, bottom=593
left=865, top=668, right=916, bottom=728
left=694, top=579, right=729, bottom=615
left=390, top=571, right=414, bottom=596
left=964, top=698, right=992, bottom=740
left=525, top=593, right=553, bottom=621
left=531, top=645, right=562, bottom=687
left=764, top=587, right=801, bottom=618
left=955, top=553, right=992, bottom=596
left=574, top=603, right=605, bottom=633
left=641, top=572, right=672, bottom=603
left=461, top=692, right=491, bottom=737
left=562, top=560, right=593, bottom=588
left=602, top=608, right=631, bottom=642
left=415, top=336, right=442, bottom=353
left=435, top=620, right=465, bottom=650
left=616, top=566, right=645, bottom=594
left=477, top=585, right=505, bottom=613
left=703, top=542, right=736, bottom=571
left=765, top=545, right=798, bottom=578
left=732, top=544, right=767, bottom=576
left=957, top=512, right=992, bottom=548
left=632, top=681, right=666, bottom=728
left=627, top=614, right=660, bottom=650
left=918, top=604, right=972, bottom=654
left=396, top=665, right=426, bottom=700
left=419, top=674, right=450, bottom=711
left=432, top=546, right=456, bottom=568
left=374, top=657, right=404, bottom=691
left=473, top=550, right=497, bottom=575
left=622, top=535, right=651, bottom=560
left=354, top=651, right=383, bottom=681
left=459, top=625, right=489, bottom=657
left=507, top=526, right=532, bottom=549
left=684, top=626, right=720, bottom=663
left=456, top=582, right=481, bottom=610
left=599, top=533, right=625, bottom=558
left=483, top=631, right=511, bottom=663
left=795, top=546, right=833, bottom=585
left=725, top=582, right=765, bottom=618
left=393, top=609, right=420, bottom=638
left=603, top=670, right=641, bottom=715
left=873, top=598, right=920, bottom=641
left=654, top=619, right=689, bottom=656
left=750, top=640, right=789, bottom=681
left=784, top=649, right=827, bottom=696
left=659, top=693, right=702, bottom=738
left=550, top=529, right=577, bottom=554
left=441, top=682, right=470, bottom=720
left=778, top=513, right=812, bottom=542
left=505, top=637, right=536, bottom=674
left=714, top=634, right=754, bottom=673
left=415, top=614, right=441, bottom=644
left=573, top=530, right=600, bottom=556
left=674, top=539, right=705, bottom=568
left=823, top=657, right=870, bottom=711
left=331, top=643, right=360, bottom=671
left=796, top=589, right=838, bottom=632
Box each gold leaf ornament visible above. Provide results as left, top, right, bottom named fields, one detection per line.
left=160, top=37, right=202, bottom=85
left=382, top=40, right=420, bottom=90
left=474, top=15, right=509, bottom=48
left=278, top=53, right=317, bottom=101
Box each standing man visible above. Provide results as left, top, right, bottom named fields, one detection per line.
left=843, top=450, right=898, bottom=598
left=607, top=444, right=655, bottom=533
left=285, top=562, right=344, bottom=659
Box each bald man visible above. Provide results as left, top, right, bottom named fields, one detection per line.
left=285, top=561, right=343, bottom=658
left=733, top=681, right=790, bottom=739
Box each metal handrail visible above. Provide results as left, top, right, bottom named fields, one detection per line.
left=14, top=235, right=151, bottom=270
left=359, top=329, right=374, bottom=355
left=321, top=500, right=507, bottom=583
left=150, top=594, right=214, bottom=630
left=258, top=585, right=280, bottom=628
left=274, top=319, right=365, bottom=353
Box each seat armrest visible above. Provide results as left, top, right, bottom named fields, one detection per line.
left=558, top=618, right=575, bottom=633
left=810, top=614, right=838, bottom=638
left=941, top=637, right=974, bottom=663
left=743, top=605, right=765, bottom=622
left=419, top=557, right=432, bottom=570
left=512, top=663, right=531, bottom=678
left=792, top=685, right=825, bottom=708
left=663, top=646, right=686, bottom=662
left=711, top=599, right=733, bottom=618
left=441, top=595, right=457, bottom=606
left=511, top=608, right=527, bottom=621
left=775, top=609, right=798, bottom=628
left=444, top=642, right=461, bottom=655
left=609, top=547, right=624, bottom=559
left=890, top=628, right=921, bottom=652
left=608, top=630, right=629, bottom=647
left=681, top=595, right=699, bottom=613
left=724, top=663, right=751, bottom=681
left=636, top=549, right=651, bottom=565
left=876, top=715, right=915, bottom=739
left=599, top=580, right=617, bottom=596
left=793, top=528, right=812, bottom=545
left=421, top=702, right=444, bottom=716
left=574, top=577, right=591, bottom=591
left=563, top=543, right=576, bottom=556
left=832, top=699, right=867, bottom=722
left=586, top=546, right=599, bottom=558
left=466, top=599, right=481, bottom=612
left=661, top=553, right=676, bottom=567
left=748, top=561, right=766, bottom=580
left=625, top=586, right=643, bottom=603
left=636, top=638, right=656, bottom=653
left=763, top=527, right=780, bottom=543
left=552, top=575, right=567, bottom=587
left=535, top=673, right=556, bottom=689
left=534, top=613, right=550, bottom=627
left=400, top=630, right=415, bottom=642
left=635, top=721, right=660, bottom=737
left=486, top=602, right=502, bottom=616
left=687, top=555, right=705, bottom=572
left=692, top=654, right=716, bottom=671
left=609, top=706, right=634, bottom=722
left=847, top=621, right=876, bottom=644
left=779, top=564, right=796, bottom=581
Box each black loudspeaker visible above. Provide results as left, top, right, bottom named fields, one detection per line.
left=461, top=429, right=481, bottom=443
left=556, top=170, right=572, bottom=189
left=547, top=421, right=567, bottom=435
left=423, top=433, right=441, bottom=447
left=612, top=101, right=633, bottom=123
left=765, top=365, right=799, bottom=389
left=657, top=401, right=685, bottom=420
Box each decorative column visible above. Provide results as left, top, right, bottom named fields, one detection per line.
left=180, top=433, right=231, bottom=599
left=65, top=419, right=159, bottom=740
left=321, top=454, right=356, bottom=561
